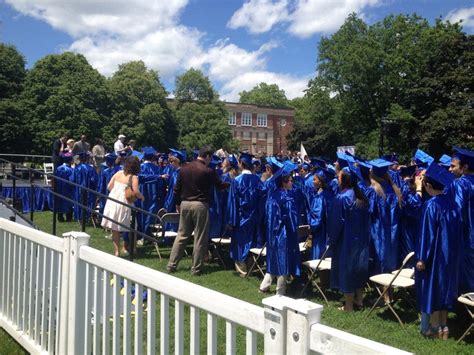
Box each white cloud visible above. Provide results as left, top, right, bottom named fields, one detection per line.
left=445, top=7, right=474, bottom=28
left=5, top=0, right=188, bottom=36
left=69, top=26, right=203, bottom=78
left=227, top=0, right=289, bottom=33
left=6, top=0, right=312, bottom=99
left=219, top=71, right=312, bottom=101
left=228, top=0, right=381, bottom=37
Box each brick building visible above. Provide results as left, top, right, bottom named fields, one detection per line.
left=224, top=102, right=295, bottom=156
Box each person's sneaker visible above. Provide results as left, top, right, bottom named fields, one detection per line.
left=137, top=239, right=144, bottom=246
left=166, top=266, right=176, bottom=274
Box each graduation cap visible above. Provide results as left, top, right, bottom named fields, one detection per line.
left=336, top=152, right=350, bottom=168
left=356, top=160, right=371, bottom=179
left=239, top=152, right=254, bottom=166
left=131, top=150, right=144, bottom=160
left=252, top=158, right=261, bottom=166
left=452, top=146, right=474, bottom=170
left=326, top=164, right=336, bottom=175
left=158, top=153, right=168, bottom=162
left=400, top=165, right=417, bottom=177
left=142, top=146, right=157, bottom=158
left=425, top=162, right=455, bottom=189
left=273, top=161, right=298, bottom=187
left=169, top=148, right=186, bottom=162
left=414, top=149, right=434, bottom=167
left=300, top=162, right=311, bottom=171
left=283, top=160, right=298, bottom=173
left=438, top=154, right=452, bottom=167
left=209, top=155, right=222, bottom=169
left=61, top=152, right=73, bottom=162
left=105, top=152, right=117, bottom=163
left=267, top=156, right=283, bottom=171
left=310, top=158, right=327, bottom=169
left=382, top=153, right=399, bottom=164
left=348, top=161, right=364, bottom=183
left=369, top=158, right=393, bottom=177
left=227, top=154, right=239, bottom=170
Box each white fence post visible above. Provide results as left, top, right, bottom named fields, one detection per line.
left=63, top=231, right=90, bottom=355
left=284, top=299, right=323, bottom=354
left=262, top=295, right=289, bottom=354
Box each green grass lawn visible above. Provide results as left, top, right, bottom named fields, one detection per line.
left=1, top=211, right=473, bottom=354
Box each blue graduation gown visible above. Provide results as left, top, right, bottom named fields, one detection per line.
left=329, top=178, right=339, bottom=195
left=265, top=189, right=301, bottom=276
left=451, top=175, right=474, bottom=294
left=398, top=181, right=422, bottom=265
left=97, top=165, right=121, bottom=215
left=163, top=167, right=180, bottom=232
left=416, top=193, right=462, bottom=313
left=228, top=173, right=262, bottom=261
left=55, top=164, right=74, bottom=213
left=329, top=189, right=370, bottom=293
left=208, top=170, right=224, bottom=239
left=366, top=182, right=401, bottom=274
left=308, top=188, right=334, bottom=259
left=71, top=163, right=98, bottom=221
left=137, top=162, right=162, bottom=236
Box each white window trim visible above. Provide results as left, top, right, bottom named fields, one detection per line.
left=241, top=112, right=252, bottom=126
left=228, top=112, right=236, bottom=125
left=257, top=113, right=267, bottom=127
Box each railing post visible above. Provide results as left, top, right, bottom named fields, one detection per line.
left=63, top=231, right=90, bottom=355
left=284, top=299, right=323, bottom=354
left=29, top=169, right=34, bottom=222
left=262, top=296, right=289, bottom=354
left=11, top=163, right=16, bottom=209
left=81, top=188, right=87, bottom=232
left=129, top=209, right=136, bottom=262
left=52, top=176, right=57, bottom=236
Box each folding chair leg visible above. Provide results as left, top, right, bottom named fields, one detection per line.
left=213, top=245, right=227, bottom=269
left=457, top=323, right=473, bottom=344
left=255, top=263, right=265, bottom=277
left=245, top=255, right=260, bottom=279
left=153, top=242, right=162, bottom=261
left=386, top=301, right=405, bottom=329
left=366, top=285, right=387, bottom=318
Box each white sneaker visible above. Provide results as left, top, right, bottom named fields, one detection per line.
left=104, top=234, right=112, bottom=240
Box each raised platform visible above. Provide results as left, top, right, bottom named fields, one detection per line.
left=0, top=202, right=35, bottom=228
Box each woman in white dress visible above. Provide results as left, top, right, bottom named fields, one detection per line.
left=101, top=156, right=144, bottom=256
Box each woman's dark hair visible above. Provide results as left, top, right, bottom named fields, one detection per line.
left=277, top=174, right=292, bottom=189
left=96, top=138, right=103, bottom=145
left=425, top=176, right=444, bottom=191
left=240, top=160, right=253, bottom=171
left=339, top=170, right=368, bottom=208
left=123, top=156, right=140, bottom=176
left=314, top=174, right=327, bottom=190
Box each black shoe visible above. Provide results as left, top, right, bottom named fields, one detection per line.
left=166, top=266, right=176, bottom=274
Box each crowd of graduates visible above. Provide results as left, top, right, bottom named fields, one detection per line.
left=53, top=141, right=473, bottom=340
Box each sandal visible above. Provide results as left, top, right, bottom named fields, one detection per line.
left=440, top=326, right=449, bottom=340
left=422, top=326, right=441, bottom=339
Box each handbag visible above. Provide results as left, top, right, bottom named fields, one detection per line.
left=125, top=175, right=136, bottom=204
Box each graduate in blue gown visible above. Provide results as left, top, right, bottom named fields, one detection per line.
left=307, top=169, right=335, bottom=259
left=448, top=147, right=474, bottom=294
left=70, top=152, right=98, bottom=222
left=208, top=155, right=224, bottom=239
left=163, top=149, right=186, bottom=232
left=227, top=153, right=263, bottom=274
left=55, top=153, right=74, bottom=222
left=137, top=147, right=162, bottom=237
left=328, top=166, right=370, bottom=312
left=97, top=153, right=120, bottom=218
left=397, top=165, right=423, bottom=266
left=220, top=154, right=239, bottom=235
left=416, top=163, right=462, bottom=338
left=259, top=166, right=301, bottom=295
left=366, top=158, right=403, bottom=274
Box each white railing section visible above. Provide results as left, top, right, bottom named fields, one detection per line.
left=0, top=219, right=65, bottom=354
left=0, top=217, right=411, bottom=354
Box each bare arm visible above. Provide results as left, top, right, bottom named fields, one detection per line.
left=132, top=175, right=145, bottom=200
left=107, top=173, right=116, bottom=192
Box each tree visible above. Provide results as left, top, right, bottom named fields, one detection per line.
left=0, top=44, right=28, bottom=153
left=106, top=61, right=176, bottom=150
left=174, top=68, right=216, bottom=105
left=20, top=52, right=110, bottom=154
left=173, top=69, right=237, bottom=151
left=239, top=82, right=289, bottom=107
left=0, top=43, right=26, bottom=100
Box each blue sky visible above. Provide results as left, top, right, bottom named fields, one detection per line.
left=1, top=0, right=473, bottom=100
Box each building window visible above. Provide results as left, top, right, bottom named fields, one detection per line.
left=258, top=132, right=266, bottom=140
left=257, top=113, right=267, bottom=127
left=241, top=112, right=252, bottom=126
left=243, top=131, right=251, bottom=139
left=228, top=112, right=236, bottom=125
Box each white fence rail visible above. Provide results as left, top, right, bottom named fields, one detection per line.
left=0, top=218, right=410, bottom=354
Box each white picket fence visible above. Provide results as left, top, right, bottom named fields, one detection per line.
left=0, top=218, right=410, bottom=354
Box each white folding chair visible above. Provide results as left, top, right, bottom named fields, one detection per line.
left=457, top=293, right=474, bottom=343
left=210, top=235, right=232, bottom=268
left=151, top=212, right=179, bottom=261
left=43, top=162, right=54, bottom=185
left=366, top=251, right=415, bottom=328
left=299, top=246, right=332, bottom=304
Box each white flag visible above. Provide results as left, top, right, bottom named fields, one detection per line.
left=300, top=143, right=308, bottom=162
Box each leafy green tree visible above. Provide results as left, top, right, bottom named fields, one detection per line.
left=0, top=44, right=28, bottom=153
left=0, top=43, right=26, bottom=100
left=239, top=82, right=289, bottom=107
left=21, top=52, right=109, bottom=154
left=174, top=69, right=237, bottom=151
left=174, top=68, right=216, bottom=105
left=106, top=61, right=176, bottom=150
